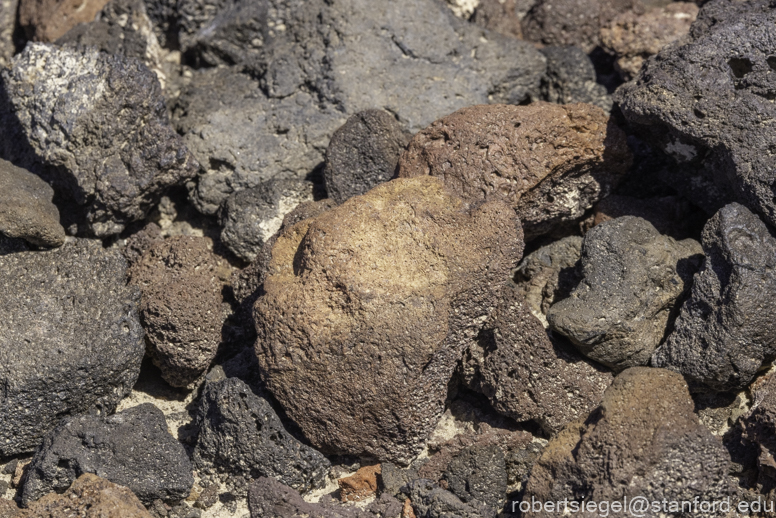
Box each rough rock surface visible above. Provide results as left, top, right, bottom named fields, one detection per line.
left=741, top=370, right=776, bottom=492
left=464, top=282, right=613, bottom=434
left=255, top=176, right=522, bottom=463
left=219, top=178, right=314, bottom=263
left=0, top=44, right=198, bottom=237
left=397, top=103, right=632, bottom=240
left=22, top=404, right=193, bottom=506
left=129, top=236, right=231, bottom=387
left=18, top=0, right=110, bottom=42
left=652, top=203, right=776, bottom=392
left=470, top=0, right=524, bottom=39
left=0, top=239, right=144, bottom=457
left=443, top=443, right=506, bottom=513
left=404, top=479, right=492, bottom=518
left=338, top=465, right=380, bottom=503
left=538, top=46, right=612, bottom=112
left=547, top=216, right=703, bottom=371
left=592, top=194, right=704, bottom=240
left=193, top=377, right=330, bottom=493
left=0, top=158, right=64, bottom=247
left=324, top=110, right=412, bottom=204
left=514, top=235, right=583, bottom=326
left=0, top=0, right=17, bottom=68
left=173, top=0, right=546, bottom=214
left=601, top=2, right=699, bottom=81
left=615, top=0, right=776, bottom=228
left=21, top=474, right=153, bottom=518
left=524, top=367, right=732, bottom=513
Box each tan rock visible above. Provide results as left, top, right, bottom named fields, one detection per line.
left=255, top=176, right=522, bottom=463
left=338, top=465, right=381, bottom=502
left=397, top=103, right=632, bottom=240
left=402, top=498, right=417, bottom=518
left=0, top=500, right=19, bottom=518
left=19, top=0, right=110, bottom=42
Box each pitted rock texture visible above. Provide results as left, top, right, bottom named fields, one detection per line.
left=521, top=0, right=640, bottom=53
left=255, top=176, right=522, bottom=463
left=404, top=479, right=492, bottom=518
left=547, top=216, right=703, bottom=371
left=324, top=110, right=412, bottom=204
left=538, top=46, right=612, bottom=112
left=652, top=203, right=776, bottom=392
left=173, top=0, right=546, bottom=214
left=523, top=367, right=732, bottom=515
left=0, top=44, right=198, bottom=237
left=592, top=194, right=704, bottom=240
left=219, top=178, right=315, bottom=263
left=601, top=2, right=699, bottom=81
left=338, top=465, right=380, bottom=502
left=397, top=103, right=632, bottom=240
left=470, top=0, right=524, bottom=39
left=193, top=377, right=330, bottom=493
left=129, top=236, right=231, bottom=387
left=615, top=0, right=776, bottom=229
left=0, top=158, right=64, bottom=247
left=741, top=370, right=776, bottom=492
left=22, top=404, right=193, bottom=507
left=0, top=239, right=144, bottom=457
left=464, top=282, right=613, bottom=434
left=514, top=235, right=583, bottom=327
left=18, top=0, right=110, bottom=42
left=0, top=0, right=17, bottom=68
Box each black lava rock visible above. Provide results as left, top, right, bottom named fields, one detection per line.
left=404, top=479, right=492, bottom=518
left=538, top=46, right=612, bottom=111
left=444, top=443, right=506, bottom=513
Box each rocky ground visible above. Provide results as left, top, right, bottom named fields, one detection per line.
left=1, top=0, right=775, bottom=517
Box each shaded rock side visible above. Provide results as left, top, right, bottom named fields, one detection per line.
left=547, top=216, right=703, bottom=371
left=397, top=103, right=632, bottom=240
left=538, top=46, right=612, bottom=112
left=18, top=0, right=109, bottom=42
left=0, top=238, right=144, bottom=457
left=255, top=176, right=523, bottom=463
left=0, top=0, right=18, bottom=68
left=652, top=203, right=776, bottom=392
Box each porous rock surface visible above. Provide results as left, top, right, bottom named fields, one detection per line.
left=397, top=103, right=632, bottom=240
left=0, top=44, right=197, bottom=237
left=470, top=0, right=524, bottom=39
left=463, top=282, right=613, bottom=434
left=129, top=236, right=231, bottom=387
left=0, top=0, right=17, bottom=68
left=219, top=178, right=314, bottom=263
left=192, top=377, right=330, bottom=493
left=404, top=479, right=492, bottom=518
left=18, top=0, right=109, bottom=42
left=324, top=110, right=412, bottom=204
left=0, top=158, right=65, bottom=247
left=615, top=0, right=776, bottom=227
left=547, top=216, right=703, bottom=371
left=22, top=403, right=193, bottom=506
left=592, top=193, right=703, bottom=240
left=741, top=370, right=776, bottom=492
left=173, top=0, right=546, bottom=214
left=255, top=176, right=522, bottom=463
left=0, top=239, right=144, bottom=457
left=538, top=46, right=612, bottom=112
left=652, top=203, right=776, bottom=392
left=523, top=367, right=732, bottom=513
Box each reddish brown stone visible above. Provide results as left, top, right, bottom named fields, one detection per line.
left=338, top=465, right=381, bottom=502
left=402, top=498, right=416, bottom=518
left=19, top=0, right=111, bottom=41
left=397, top=103, right=632, bottom=240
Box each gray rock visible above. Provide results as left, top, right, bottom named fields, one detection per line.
left=22, top=404, right=193, bottom=507
left=547, top=216, right=703, bottom=371
left=514, top=235, right=582, bottom=327
left=324, top=110, right=411, bottom=204
left=0, top=43, right=198, bottom=237
left=0, top=0, right=18, bottom=68
left=380, top=462, right=420, bottom=498
left=614, top=0, right=776, bottom=228
left=404, top=479, right=491, bottom=518
left=652, top=203, right=776, bottom=392
left=538, top=46, right=612, bottom=111
left=173, top=0, right=545, bottom=214
left=193, top=378, right=330, bottom=493
left=444, top=443, right=506, bottom=513
left=0, top=158, right=65, bottom=247
left=219, top=178, right=314, bottom=263
left=0, top=239, right=144, bottom=456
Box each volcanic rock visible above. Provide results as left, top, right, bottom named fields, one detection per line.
left=538, top=46, right=612, bottom=111
left=255, top=176, right=522, bottom=463
left=338, top=465, right=380, bottom=503
left=22, top=403, right=193, bottom=506
left=128, top=236, right=231, bottom=387
left=470, top=0, right=524, bottom=39
left=592, top=194, right=704, bottom=240
left=0, top=158, right=64, bottom=247
left=547, top=216, right=703, bottom=371
left=0, top=0, right=17, bottom=68
left=324, top=110, right=412, bottom=204
left=0, top=239, right=144, bottom=457
left=18, top=0, right=109, bottom=42
left=0, top=44, right=198, bottom=237
left=652, top=203, right=776, bottom=392
left=404, top=479, right=492, bottom=518
left=192, top=377, right=330, bottom=493
left=397, top=103, right=632, bottom=240
left=741, top=370, right=776, bottom=492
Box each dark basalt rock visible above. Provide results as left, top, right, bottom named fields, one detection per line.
left=538, top=46, right=612, bottom=111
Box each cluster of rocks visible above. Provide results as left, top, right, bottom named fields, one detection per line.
left=1, top=0, right=776, bottom=517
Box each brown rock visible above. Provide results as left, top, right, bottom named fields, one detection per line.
left=397, top=103, right=632, bottom=240
left=19, top=0, right=110, bottom=42
left=0, top=0, right=18, bottom=69
left=524, top=367, right=732, bottom=514
left=255, top=176, right=522, bottom=463
left=601, top=2, right=699, bottom=80
left=741, top=371, right=776, bottom=491
left=0, top=500, right=18, bottom=518
left=129, top=236, right=232, bottom=387
left=339, top=465, right=381, bottom=502
left=402, top=498, right=416, bottom=518
left=471, top=0, right=523, bottom=39
left=463, top=282, right=613, bottom=434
